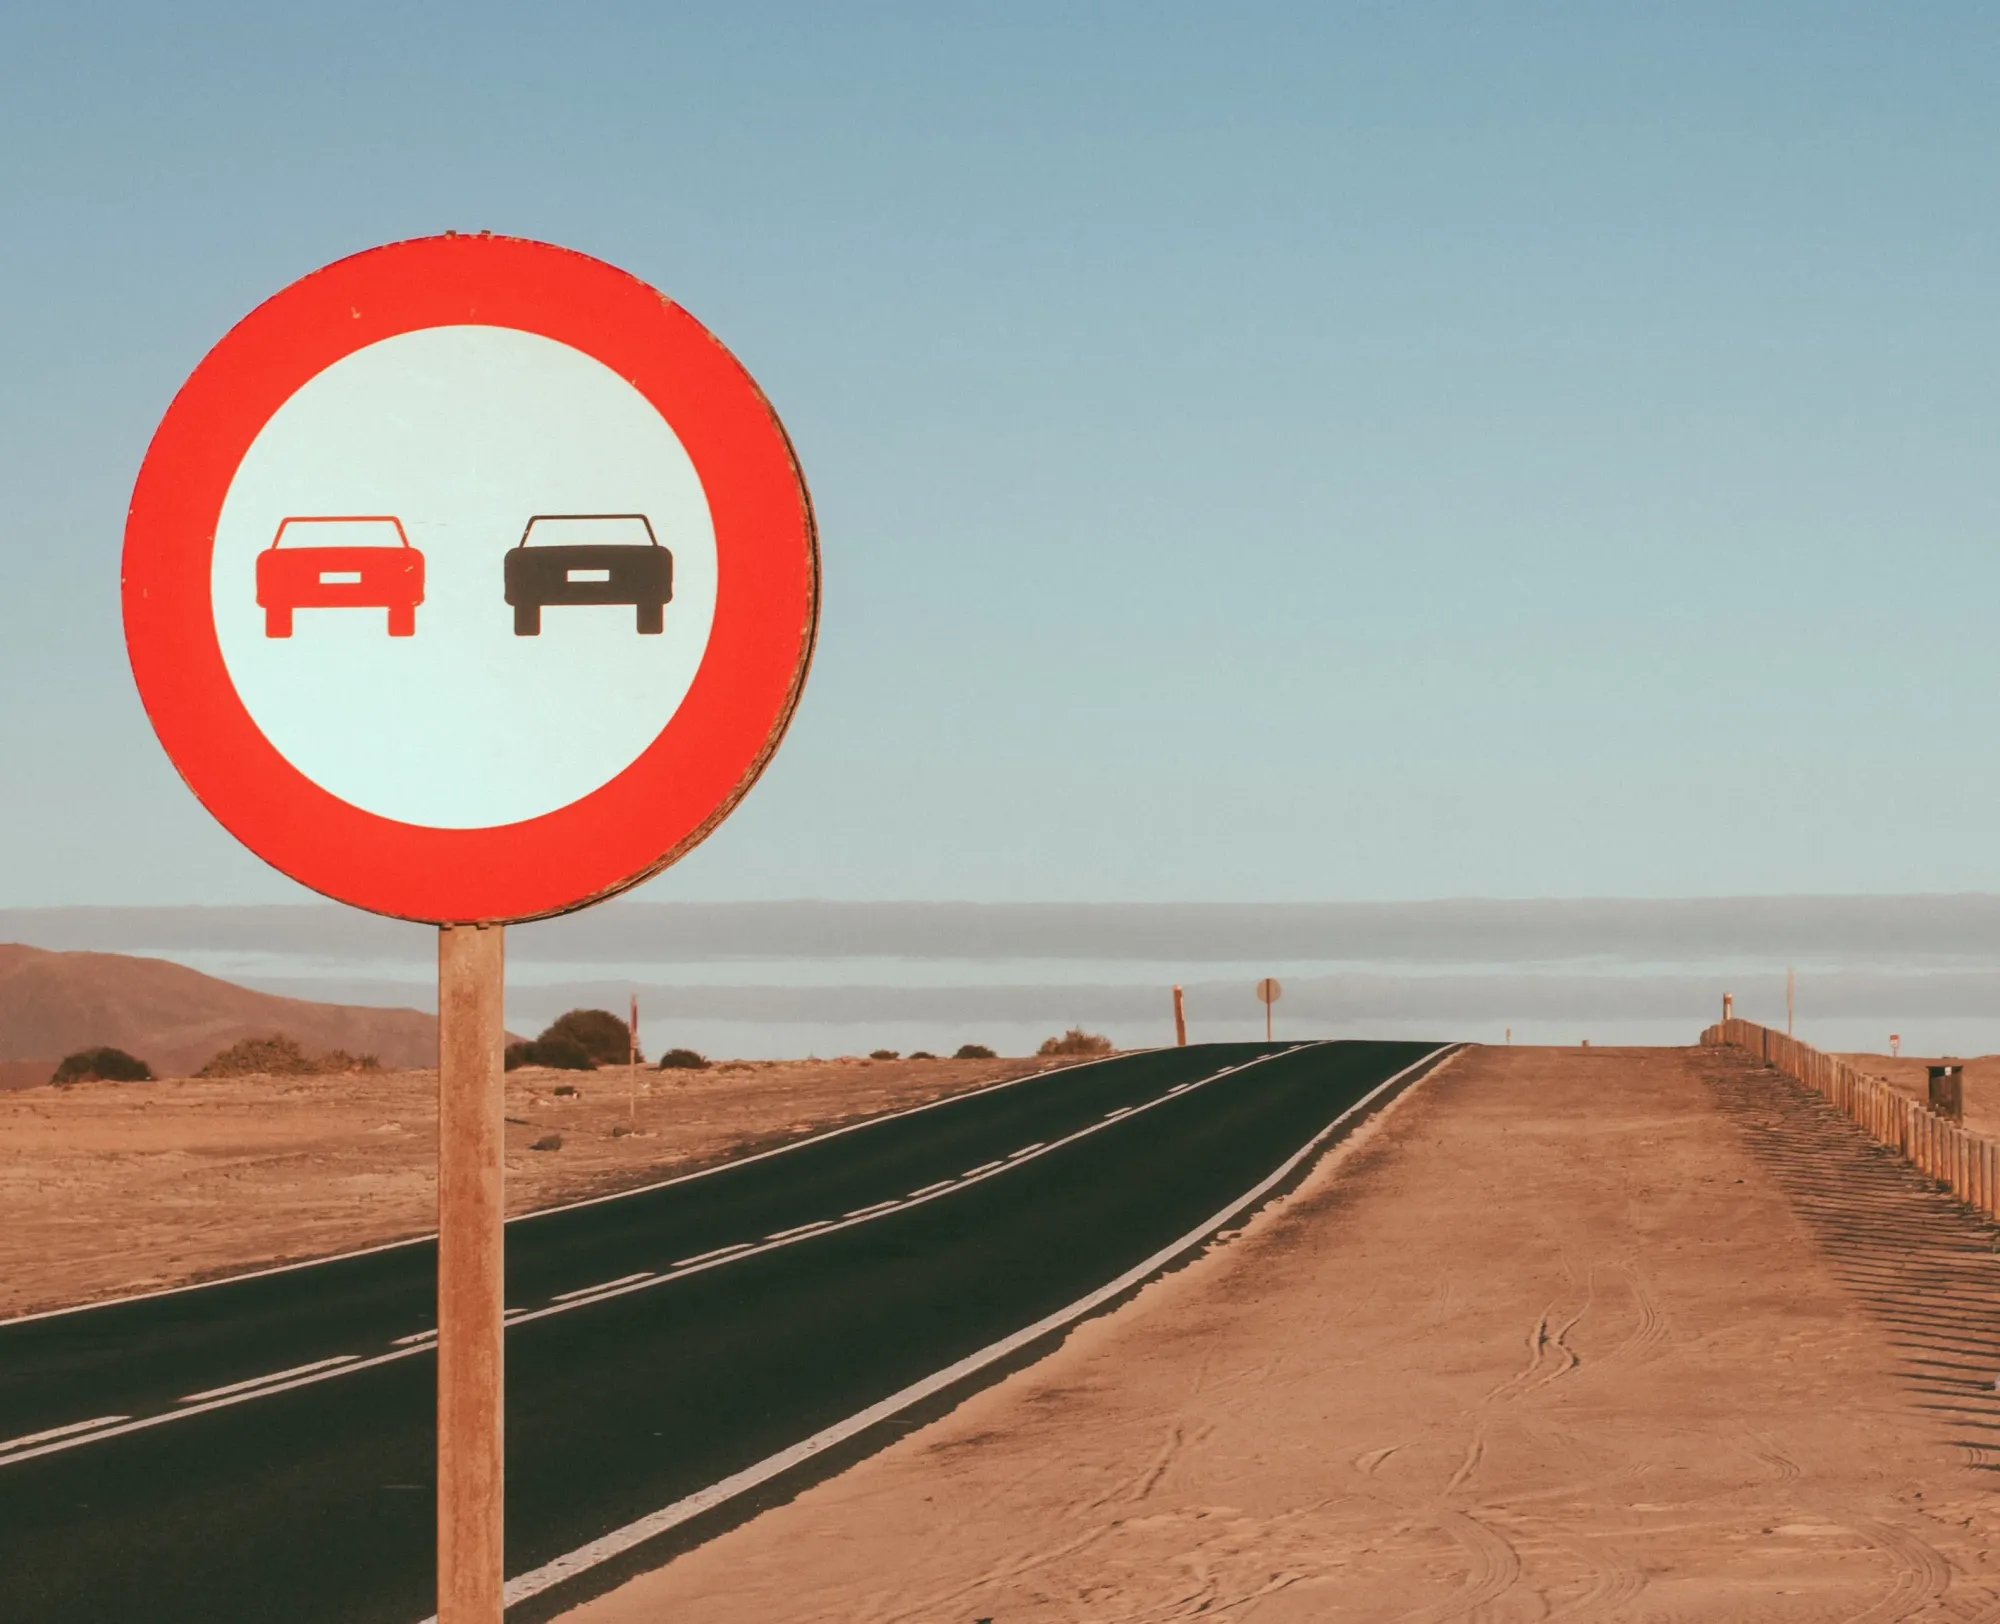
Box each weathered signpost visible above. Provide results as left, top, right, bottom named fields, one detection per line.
left=122, top=234, right=819, bottom=1623
left=1256, top=976, right=1282, bottom=1042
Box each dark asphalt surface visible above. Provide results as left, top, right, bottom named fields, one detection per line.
left=0, top=1038, right=1438, bottom=1622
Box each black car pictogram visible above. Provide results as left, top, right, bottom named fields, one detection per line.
left=504, top=514, right=672, bottom=636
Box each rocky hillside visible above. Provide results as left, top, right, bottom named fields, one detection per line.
left=0, top=943, right=437, bottom=1081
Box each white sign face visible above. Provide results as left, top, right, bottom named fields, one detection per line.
left=210, top=325, right=718, bottom=829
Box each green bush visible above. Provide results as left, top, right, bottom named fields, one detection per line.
left=868, top=1048, right=899, bottom=1061
left=530, top=1034, right=595, bottom=1071
left=51, top=1046, right=153, bottom=1085
left=908, top=1051, right=936, bottom=1060
left=953, top=1043, right=997, bottom=1060
left=1038, top=1028, right=1112, bottom=1057
left=504, top=1041, right=535, bottom=1071
left=539, top=1009, right=637, bottom=1066
left=658, top=1047, right=710, bottom=1070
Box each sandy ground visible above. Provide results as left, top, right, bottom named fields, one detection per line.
left=0, top=1054, right=1053, bottom=1319
left=561, top=1044, right=2000, bottom=1623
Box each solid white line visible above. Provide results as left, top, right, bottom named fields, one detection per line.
left=488, top=1050, right=1300, bottom=1337
left=766, top=1220, right=834, bottom=1242
left=843, top=1200, right=901, bottom=1220
left=464, top=1042, right=1459, bottom=1616
left=1008, top=1143, right=1046, bottom=1159
left=962, top=1160, right=1005, bottom=1177
left=0, top=1049, right=1142, bottom=1330
left=0, top=1046, right=1291, bottom=1470
left=672, top=1243, right=753, bottom=1269
left=1104, top=1106, right=1132, bottom=1119
left=180, top=1354, right=361, bottom=1404
left=554, top=1273, right=655, bottom=1302
left=0, top=1414, right=130, bottom=1454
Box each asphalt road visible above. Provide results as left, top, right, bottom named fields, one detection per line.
left=0, top=1038, right=1442, bottom=1622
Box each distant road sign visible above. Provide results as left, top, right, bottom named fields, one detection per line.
left=123, top=234, right=819, bottom=924
left=1255, top=976, right=1281, bottom=1041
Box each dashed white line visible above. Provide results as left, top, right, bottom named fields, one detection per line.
left=0, top=1415, right=130, bottom=1454
left=4, top=1046, right=1322, bottom=1474
left=1008, top=1143, right=1046, bottom=1159
left=1104, top=1106, right=1133, bottom=1119
left=672, top=1243, right=754, bottom=1268
left=553, top=1272, right=655, bottom=1302
left=766, top=1219, right=835, bottom=1242
left=180, top=1354, right=361, bottom=1404
left=843, top=1200, right=901, bottom=1219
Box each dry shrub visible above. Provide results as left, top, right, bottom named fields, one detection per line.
left=200, top=1035, right=318, bottom=1077
left=198, top=1035, right=379, bottom=1077
left=1038, top=1027, right=1112, bottom=1057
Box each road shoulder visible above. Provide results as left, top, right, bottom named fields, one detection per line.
left=557, top=1044, right=2000, bottom=1622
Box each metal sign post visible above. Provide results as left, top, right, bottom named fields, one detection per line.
left=122, top=234, right=819, bottom=1624
left=1255, top=976, right=1282, bottom=1042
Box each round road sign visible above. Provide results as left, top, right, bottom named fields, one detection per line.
left=123, top=234, right=818, bottom=924
left=1256, top=977, right=1283, bottom=1005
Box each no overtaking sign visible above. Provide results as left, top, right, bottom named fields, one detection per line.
left=124, top=232, right=819, bottom=924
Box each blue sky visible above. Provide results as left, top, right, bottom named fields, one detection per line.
left=4, top=5, right=1999, bottom=907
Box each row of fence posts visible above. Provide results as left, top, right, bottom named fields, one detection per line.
left=1701, top=1017, right=1999, bottom=1219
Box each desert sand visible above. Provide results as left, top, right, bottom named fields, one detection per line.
left=559, top=1043, right=2000, bottom=1622
left=0, top=1053, right=1050, bottom=1319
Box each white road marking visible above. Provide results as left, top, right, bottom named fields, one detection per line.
left=455, top=1043, right=1459, bottom=1618
left=1, top=1046, right=1135, bottom=1330
left=179, top=1355, right=361, bottom=1404
left=1104, top=1106, right=1133, bottom=1119
left=553, top=1273, right=655, bottom=1302
left=1167, top=1082, right=1194, bottom=1094
left=0, top=1415, right=131, bottom=1454
left=766, top=1219, right=834, bottom=1242
left=1008, top=1143, right=1046, bottom=1158
left=0, top=1044, right=1336, bottom=1470
left=843, top=1200, right=901, bottom=1219
left=672, top=1243, right=753, bottom=1268
left=962, top=1160, right=1005, bottom=1177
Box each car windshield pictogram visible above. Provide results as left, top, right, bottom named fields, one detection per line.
left=504, top=514, right=672, bottom=636
left=256, top=516, right=425, bottom=638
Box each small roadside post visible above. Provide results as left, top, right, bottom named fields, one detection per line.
left=1256, top=976, right=1282, bottom=1042
left=122, top=235, right=819, bottom=1624
left=1172, top=984, right=1187, bottom=1047
left=629, top=993, right=640, bottom=1134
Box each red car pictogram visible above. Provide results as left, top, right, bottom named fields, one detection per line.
left=257, top=516, right=425, bottom=638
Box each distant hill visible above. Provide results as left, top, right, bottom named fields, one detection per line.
left=0, top=943, right=438, bottom=1082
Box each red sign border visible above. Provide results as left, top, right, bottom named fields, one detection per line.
left=123, top=234, right=819, bottom=924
